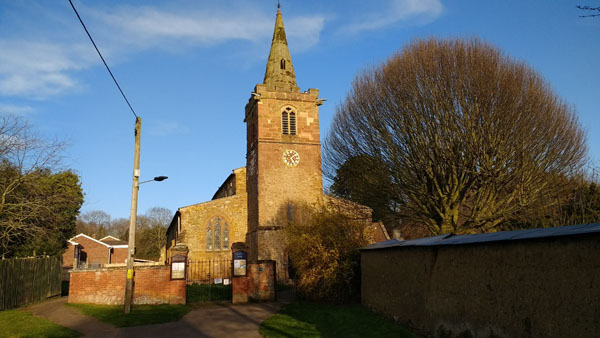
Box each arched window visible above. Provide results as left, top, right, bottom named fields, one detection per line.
left=206, top=223, right=213, bottom=251
left=289, top=111, right=296, bottom=135
left=280, top=59, right=286, bottom=70
left=223, top=222, right=229, bottom=249
left=282, top=111, right=289, bottom=134
left=206, top=216, right=231, bottom=251
left=282, top=107, right=296, bottom=135
left=214, top=218, right=221, bottom=249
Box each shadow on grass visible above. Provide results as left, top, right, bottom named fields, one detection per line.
left=187, top=283, right=232, bottom=303
left=0, top=309, right=81, bottom=337
left=259, top=302, right=419, bottom=338
left=67, top=303, right=191, bottom=328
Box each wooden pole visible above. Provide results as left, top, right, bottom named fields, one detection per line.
left=124, top=117, right=141, bottom=313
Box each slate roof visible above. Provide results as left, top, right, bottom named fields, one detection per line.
left=362, top=223, right=600, bottom=251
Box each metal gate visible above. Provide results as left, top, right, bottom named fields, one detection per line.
left=186, top=259, right=232, bottom=303
left=186, top=259, right=232, bottom=285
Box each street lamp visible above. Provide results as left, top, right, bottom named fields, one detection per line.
left=139, top=176, right=169, bottom=185
left=124, top=117, right=169, bottom=314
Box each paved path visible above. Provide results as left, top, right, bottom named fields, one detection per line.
left=24, top=297, right=283, bottom=338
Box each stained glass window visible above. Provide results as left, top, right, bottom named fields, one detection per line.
left=206, top=217, right=231, bottom=252
left=223, top=221, right=229, bottom=249
left=214, top=218, right=221, bottom=250
left=206, top=222, right=213, bottom=251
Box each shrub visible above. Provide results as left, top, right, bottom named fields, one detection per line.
left=285, top=200, right=373, bottom=302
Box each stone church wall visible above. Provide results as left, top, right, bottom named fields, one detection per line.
left=178, top=193, right=247, bottom=262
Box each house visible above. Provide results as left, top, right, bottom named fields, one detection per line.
left=62, top=234, right=128, bottom=269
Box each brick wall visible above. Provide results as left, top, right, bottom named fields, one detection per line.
left=362, top=235, right=600, bottom=338
left=63, top=236, right=111, bottom=267
left=110, top=247, right=128, bottom=264
left=62, top=244, right=76, bottom=268
left=69, top=265, right=186, bottom=305
left=232, top=260, right=276, bottom=304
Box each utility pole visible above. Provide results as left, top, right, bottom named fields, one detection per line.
left=124, top=117, right=141, bottom=314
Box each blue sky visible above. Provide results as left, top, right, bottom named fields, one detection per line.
left=0, top=0, right=598, bottom=219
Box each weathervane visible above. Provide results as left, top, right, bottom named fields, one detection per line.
left=278, top=1, right=280, bottom=9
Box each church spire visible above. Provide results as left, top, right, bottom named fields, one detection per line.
left=263, top=7, right=299, bottom=92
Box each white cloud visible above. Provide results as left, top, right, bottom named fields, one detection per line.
left=0, top=3, right=326, bottom=100
left=0, top=40, right=97, bottom=98
left=0, top=104, right=35, bottom=116
left=286, top=16, right=326, bottom=52
left=148, top=120, right=189, bottom=137
left=91, top=5, right=325, bottom=52
left=341, top=0, right=443, bottom=33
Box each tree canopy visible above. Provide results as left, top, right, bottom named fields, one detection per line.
left=0, top=116, right=83, bottom=257
left=325, top=38, right=587, bottom=235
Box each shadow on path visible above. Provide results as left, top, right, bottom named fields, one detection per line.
left=23, top=297, right=282, bottom=338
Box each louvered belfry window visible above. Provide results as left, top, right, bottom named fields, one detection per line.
left=289, top=111, right=296, bottom=135
left=282, top=111, right=289, bottom=134
left=282, top=107, right=296, bottom=135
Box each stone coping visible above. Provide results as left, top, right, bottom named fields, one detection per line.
left=70, top=263, right=167, bottom=273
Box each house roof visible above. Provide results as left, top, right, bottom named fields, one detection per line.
left=362, top=223, right=600, bottom=251
left=100, top=236, right=128, bottom=246
left=69, top=233, right=128, bottom=248
left=71, top=233, right=112, bottom=248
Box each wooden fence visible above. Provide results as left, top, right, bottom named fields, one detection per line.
left=0, top=256, right=62, bottom=310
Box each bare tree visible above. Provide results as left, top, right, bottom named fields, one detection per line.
left=76, top=210, right=111, bottom=238
left=325, top=38, right=587, bottom=235
left=577, top=5, right=600, bottom=17
left=143, top=206, right=172, bottom=259
left=0, top=116, right=78, bottom=257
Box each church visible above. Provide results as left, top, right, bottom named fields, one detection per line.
left=165, top=7, right=388, bottom=283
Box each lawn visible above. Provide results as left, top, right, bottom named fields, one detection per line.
left=187, top=283, right=232, bottom=303
left=0, top=309, right=80, bottom=338
left=260, top=302, right=419, bottom=338
left=67, top=303, right=190, bottom=327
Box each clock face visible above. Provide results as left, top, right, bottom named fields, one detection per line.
left=282, top=149, right=300, bottom=167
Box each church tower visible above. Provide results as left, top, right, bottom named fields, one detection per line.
left=244, top=7, right=323, bottom=281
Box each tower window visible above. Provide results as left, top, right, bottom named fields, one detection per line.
left=206, top=216, right=230, bottom=251
left=280, top=59, right=286, bottom=70
left=282, top=107, right=296, bottom=135
left=282, top=111, right=289, bottom=134
left=289, top=112, right=296, bottom=135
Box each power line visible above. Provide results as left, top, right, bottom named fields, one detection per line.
left=68, top=0, right=138, bottom=119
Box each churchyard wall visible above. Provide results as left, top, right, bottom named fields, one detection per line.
left=362, top=233, right=600, bottom=338
left=68, top=264, right=186, bottom=305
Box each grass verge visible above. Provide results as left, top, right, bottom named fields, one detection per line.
left=260, top=302, right=418, bottom=338
left=67, top=303, right=190, bottom=327
left=0, top=309, right=81, bottom=338
left=187, top=283, right=232, bottom=303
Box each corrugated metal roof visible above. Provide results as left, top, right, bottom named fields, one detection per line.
left=362, top=223, right=600, bottom=250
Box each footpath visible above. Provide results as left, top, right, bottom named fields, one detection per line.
left=24, top=297, right=282, bottom=338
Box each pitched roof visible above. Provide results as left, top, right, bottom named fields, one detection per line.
left=362, top=223, right=600, bottom=251
left=70, top=233, right=112, bottom=248
left=100, top=236, right=128, bottom=246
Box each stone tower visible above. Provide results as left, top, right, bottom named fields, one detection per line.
left=244, top=7, right=323, bottom=282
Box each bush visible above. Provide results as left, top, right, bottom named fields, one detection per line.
left=285, top=200, right=373, bottom=302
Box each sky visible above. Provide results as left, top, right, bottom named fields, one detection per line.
left=0, top=0, right=598, bottom=220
